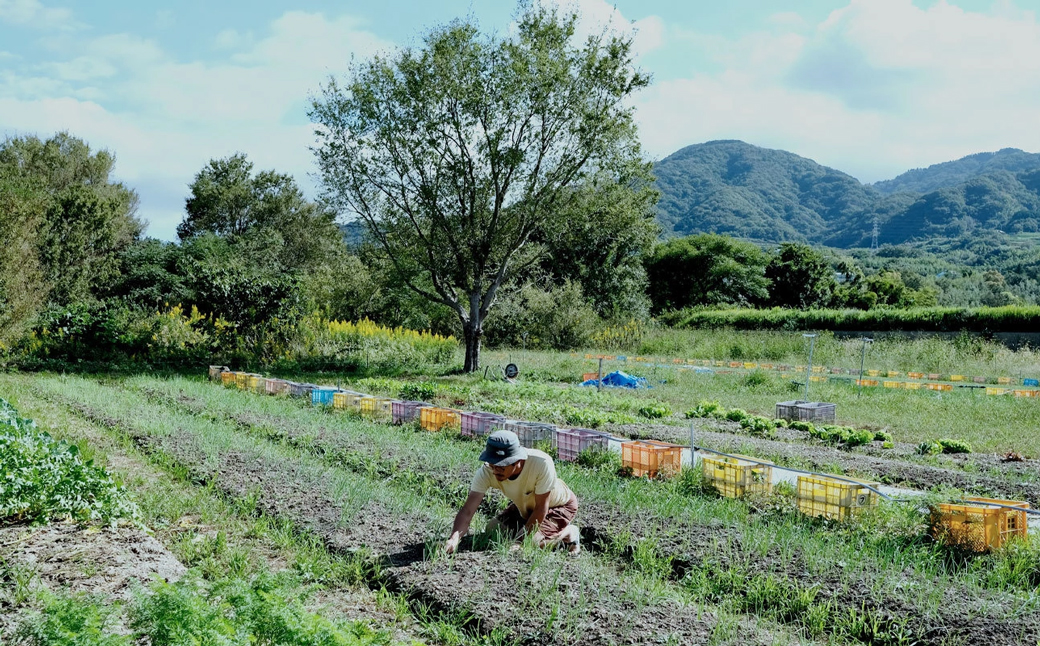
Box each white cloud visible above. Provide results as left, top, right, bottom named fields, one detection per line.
left=0, top=11, right=391, bottom=239
left=635, top=0, right=1040, bottom=182
left=548, top=0, right=665, bottom=58
left=0, top=0, right=76, bottom=30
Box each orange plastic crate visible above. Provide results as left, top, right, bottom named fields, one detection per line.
left=908, top=372, right=925, bottom=379
left=221, top=371, right=237, bottom=386
left=855, top=379, right=879, bottom=387
left=621, top=440, right=682, bottom=478
left=797, top=475, right=879, bottom=521
left=582, top=372, right=600, bottom=382
left=702, top=454, right=772, bottom=498
left=931, top=497, right=1029, bottom=552
left=419, top=406, right=460, bottom=431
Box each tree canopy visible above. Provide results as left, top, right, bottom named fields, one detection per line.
left=310, top=4, right=652, bottom=370
left=645, top=234, right=769, bottom=313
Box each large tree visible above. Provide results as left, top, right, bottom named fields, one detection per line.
left=764, top=242, right=836, bottom=309
left=309, top=5, right=651, bottom=371
left=644, top=234, right=769, bottom=313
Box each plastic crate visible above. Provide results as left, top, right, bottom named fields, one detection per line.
left=556, top=428, right=610, bottom=462
left=460, top=411, right=505, bottom=437
left=998, top=377, right=1012, bottom=385
left=973, top=376, right=987, bottom=384
left=908, top=372, right=925, bottom=379
left=419, top=407, right=460, bottom=431
left=797, top=475, right=879, bottom=521
left=235, top=372, right=249, bottom=389
left=928, top=373, right=942, bottom=380
left=855, top=379, right=879, bottom=387
left=392, top=400, right=429, bottom=424
left=887, top=371, right=901, bottom=378
left=866, top=370, right=881, bottom=377
left=775, top=401, right=836, bottom=423
left=950, top=374, right=965, bottom=382
left=208, top=365, right=228, bottom=381
left=931, top=497, right=1029, bottom=552
left=621, top=440, right=682, bottom=478
left=221, top=371, right=237, bottom=386
left=883, top=381, right=903, bottom=389
left=986, top=387, right=1008, bottom=396
left=358, top=396, right=392, bottom=415
left=582, top=372, right=600, bottom=382
left=311, top=387, right=338, bottom=406
left=702, top=453, right=773, bottom=498
left=505, top=421, right=557, bottom=449
left=926, top=383, right=953, bottom=392
left=290, top=383, right=318, bottom=398
left=265, top=378, right=288, bottom=395
left=332, top=391, right=360, bottom=410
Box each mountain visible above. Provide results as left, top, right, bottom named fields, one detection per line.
left=653, top=141, right=1040, bottom=248
left=873, top=148, right=1040, bottom=195
left=653, top=140, right=879, bottom=243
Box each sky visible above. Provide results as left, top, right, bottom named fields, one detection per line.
left=2, top=0, right=1039, bottom=240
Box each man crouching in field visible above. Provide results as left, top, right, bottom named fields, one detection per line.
left=444, top=430, right=581, bottom=555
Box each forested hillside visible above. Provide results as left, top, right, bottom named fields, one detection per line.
left=654, top=141, right=1040, bottom=247
left=874, top=148, right=1040, bottom=195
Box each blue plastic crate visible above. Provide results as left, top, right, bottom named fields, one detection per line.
left=311, top=387, right=338, bottom=406
left=1024, top=378, right=1039, bottom=387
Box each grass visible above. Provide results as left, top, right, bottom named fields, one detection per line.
left=117, top=376, right=1040, bottom=637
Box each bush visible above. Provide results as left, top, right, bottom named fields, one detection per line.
left=742, top=370, right=769, bottom=388
left=938, top=438, right=973, bottom=454
left=292, top=317, right=457, bottom=374
left=483, top=280, right=600, bottom=350
left=0, top=399, right=138, bottom=525
left=399, top=381, right=438, bottom=402
left=638, top=403, right=672, bottom=419
left=576, top=447, right=622, bottom=471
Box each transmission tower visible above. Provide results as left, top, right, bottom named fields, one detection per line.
left=870, top=216, right=879, bottom=254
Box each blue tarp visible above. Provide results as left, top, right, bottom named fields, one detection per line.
left=581, top=370, right=648, bottom=389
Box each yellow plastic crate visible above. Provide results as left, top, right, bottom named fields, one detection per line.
left=702, top=454, right=772, bottom=498
left=221, top=372, right=237, bottom=386
left=621, top=440, right=683, bottom=478
left=883, top=381, right=903, bottom=389
left=855, top=379, right=879, bottom=387
left=811, top=365, right=824, bottom=373
left=797, top=475, right=879, bottom=521
left=950, top=374, right=965, bottom=382
left=931, top=497, right=1029, bottom=552
left=908, top=372, right=925, bottom=379
left=247, top=375, right=263, bottom=390
left=905, top=382, right=921, bottom=390
left=359, top=396, right=393, bottom=415
left=810, top=375, right=827, bottom=382
left=333, top=392, right=364, bottom=410
left=760, top=363, right=773, bottom=370
left=866, top=370, right=881, bottom=377
left=743, top=362, right=758, bottom=369
left=986, top=387, right=1008, bottom=396
left=997, top=377, right=1012, bottom=385
left=235, top=373, right=249, bottom=389
left=419, top=407, right=460, bottom=431
left=887, top=371, right=901, bottom=378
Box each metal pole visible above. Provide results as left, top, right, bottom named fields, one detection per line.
left=803, top=334, right=817, bottom=401
left=689, top=423, right=696, bottom=468
left=858, top=337, right=872, bottom=398
left=597, top=357, right=603, bottom=391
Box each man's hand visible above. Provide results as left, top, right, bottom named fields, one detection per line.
left=444, top=531, right=462, bottom=554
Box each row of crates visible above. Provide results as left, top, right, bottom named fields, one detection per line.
left=212, top=368, right=1030, bottom=550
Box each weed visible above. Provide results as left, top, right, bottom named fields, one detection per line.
left=724, top=408, right=748, bottom=423
left=937, top=438, right=973, bottom=454
left=399, top=381, right=438, bottom=402
left=637, top=403, right=672, bottom=419
left=916, top=441, right=942, bottom=456
left=13, top=591, right=128, bottom=646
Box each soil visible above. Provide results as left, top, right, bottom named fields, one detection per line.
left=616, top=418, right=1040, bottom=506
left=135, top=383, right=1040, bottom=646
left=0, top=521, right=186, bottom=635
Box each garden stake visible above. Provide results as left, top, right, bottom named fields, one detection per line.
left=858, top=337, right=873, bottom=398
left=803, top=333, right=817, bottom=401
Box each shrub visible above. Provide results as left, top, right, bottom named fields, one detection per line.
left=294, top=317, right=457, bottom=374
left=742, top=370, right=769, bottom=388
left=399, top=381, right=438, bottom=402
left=938, top=438, right=973, bottom=454
left=638, top=403, right=672, bottom=419
left=577, top=447, right=622, bottom=471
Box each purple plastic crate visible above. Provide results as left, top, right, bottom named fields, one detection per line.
left=504, top=420, right=557, bottom=449
left=290, top=383, right=318, bottom=398
left=392, top=400, right=430, bottom=424
left=556, top=427, right=610, bottom=462
left=265, top=378, right=288, bottom=395
left=460, top=411, right=505, bottom=437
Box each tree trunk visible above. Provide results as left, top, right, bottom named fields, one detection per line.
left=463, top=322, right=482, bottom=372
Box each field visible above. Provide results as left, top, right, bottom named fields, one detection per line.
left=2, top=331, right=1040, bottom=645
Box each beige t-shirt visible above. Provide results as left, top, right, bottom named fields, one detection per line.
left=470, top=449, right=573, bottom=518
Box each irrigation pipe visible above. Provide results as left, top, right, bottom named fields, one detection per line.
left=691, top=443, right=1040, bottom=515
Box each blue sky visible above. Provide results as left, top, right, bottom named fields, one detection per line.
left=2, top=0, right=1038, bottom=239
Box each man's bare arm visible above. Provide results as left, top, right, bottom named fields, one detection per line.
left=524, top=492, right=551, bottom=536
left=444, top=490, right=485, bottom=554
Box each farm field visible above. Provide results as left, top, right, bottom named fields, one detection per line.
left=3, top=356, right=1040, bottom=645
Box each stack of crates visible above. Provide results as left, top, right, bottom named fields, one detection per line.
left=775, top=401, right=836, bottom=423
left=460, top=412, right=505, bottom=437
left=392, top=401, right=429, bottom=424
left=797, top=475, right=879, bottom=520
left=265, top=379, right=288, bottom=395
left=556, top=428, right=609, bottom=462
left=930, top=497, right=1030, bottom=552
left=208, top=366, right=228, bottom=381
left=419, top=406, right=460, bottom=431
left=507, top=421, right=556, bottom=449
left=702, top=453, right=773, bottom=498
left=621, top=440, right=682, bottom=478
left=221, top=371, right=237, bottom=387
left=311, top=386, right=338, bottom=406
left=290, top=383, right=318, bottom=399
